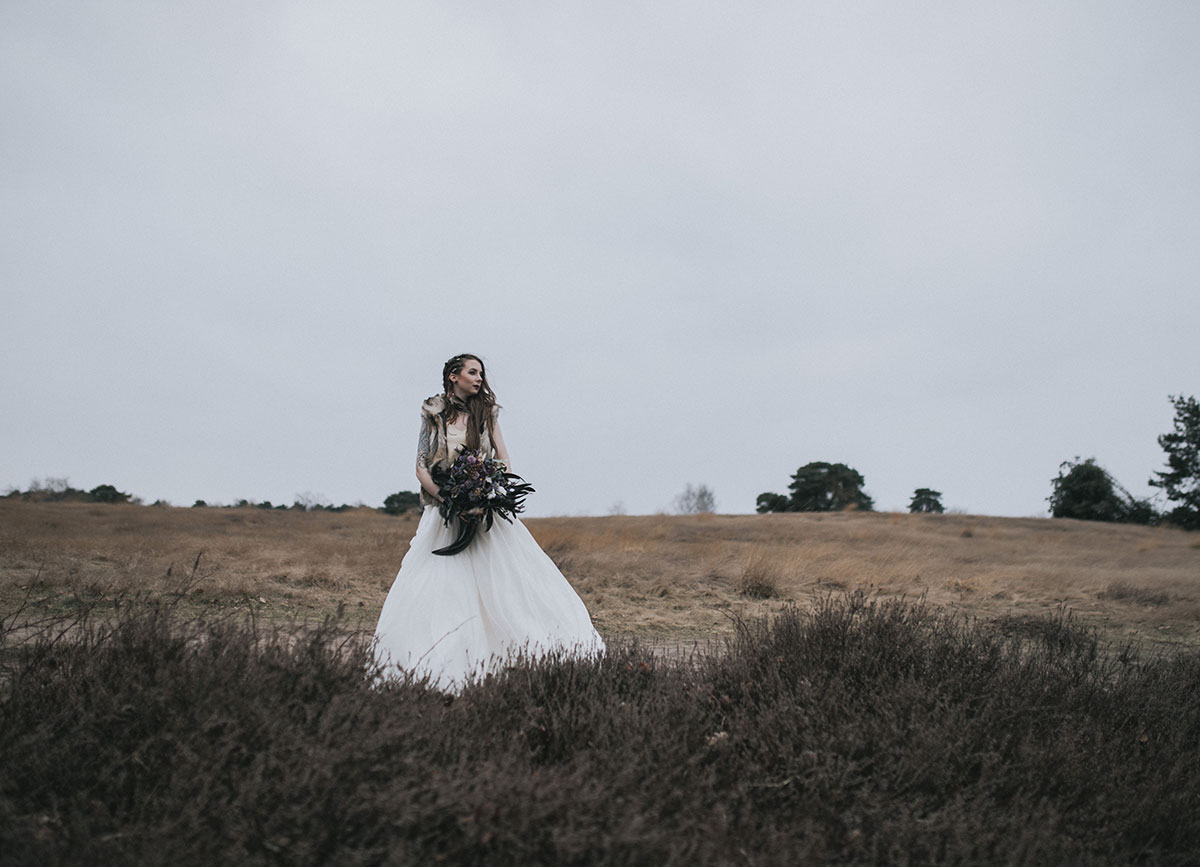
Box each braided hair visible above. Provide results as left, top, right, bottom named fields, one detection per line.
left=441, top=353, right=499, bottom=452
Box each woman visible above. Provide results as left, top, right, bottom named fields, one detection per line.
left=373, top=353, right=604, bottom=690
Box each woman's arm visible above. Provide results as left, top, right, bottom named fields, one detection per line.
left=415, top=419, right=442, bottom=502
left=491, top=419, right=511, bottom=470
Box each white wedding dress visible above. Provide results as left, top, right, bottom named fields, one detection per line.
left=373, top=427, right=604, bottom=691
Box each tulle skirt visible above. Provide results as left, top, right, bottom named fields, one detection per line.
left=373, top=506, right=605, bottom=690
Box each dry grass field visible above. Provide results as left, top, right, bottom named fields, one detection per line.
left=2, top=500, right=1199, bottom=650
left=8, top=499, right=1200, bottom=863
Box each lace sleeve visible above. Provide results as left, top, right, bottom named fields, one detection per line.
left=416, top=418, right=432, bottom=471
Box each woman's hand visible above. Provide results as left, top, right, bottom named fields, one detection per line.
left=416, top=464, right=442, bottom=503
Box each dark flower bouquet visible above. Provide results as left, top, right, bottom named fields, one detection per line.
left=430, top=449, right=535, bottom=556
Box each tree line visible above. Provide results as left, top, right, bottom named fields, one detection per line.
left=9, top=396, right=1196, bottom=526
left=757, top=395, right=1199, bottom=529
left=3, top=478, right=418, bottom=515
left=4, top=478, right=138, bottom=505
left=754, top=464, right=947, bottom=515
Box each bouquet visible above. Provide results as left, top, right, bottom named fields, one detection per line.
left=430, top=448, right=535, bottom=556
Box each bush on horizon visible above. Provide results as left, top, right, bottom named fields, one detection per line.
left=1049, top=457, right=1156, bottom=525
left=381, top=490, right=420, bottom=515
left=2, top=477, right=132, bottom=504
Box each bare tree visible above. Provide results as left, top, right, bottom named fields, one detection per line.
left=674, top=483, right=716, bottom=514
left=292, top=491, right=331, bottom=512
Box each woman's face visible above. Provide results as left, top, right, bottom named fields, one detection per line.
left=450, top=358, right=484, bottom=398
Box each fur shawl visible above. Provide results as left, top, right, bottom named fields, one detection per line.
left=417, top=394, right=497, bottom=508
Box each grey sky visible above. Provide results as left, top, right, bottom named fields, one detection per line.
left=3, top=2, right=1198, bottom=517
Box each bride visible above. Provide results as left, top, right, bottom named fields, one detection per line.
left=373, top=353, right=604, bottom=690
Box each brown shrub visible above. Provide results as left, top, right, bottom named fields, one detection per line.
left=1098, top=580, right=1171, bottom=607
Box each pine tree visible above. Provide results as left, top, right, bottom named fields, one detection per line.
left=909, top=488, right=945, bottom=513
left=787, top=462, right=874, bottom=512
left=1149, top=395, right=1200, bottom=530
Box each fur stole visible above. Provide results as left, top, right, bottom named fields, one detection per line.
left=417, top=394, right=496, bottom=508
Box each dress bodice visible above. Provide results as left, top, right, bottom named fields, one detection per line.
left=445, top=423, right=468, bottom=461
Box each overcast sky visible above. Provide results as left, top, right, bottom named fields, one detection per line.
left=3, top=2, right=1198, bottom=517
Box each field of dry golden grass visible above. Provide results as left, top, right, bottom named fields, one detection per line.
left=2, top=500, right=1199, bottom=649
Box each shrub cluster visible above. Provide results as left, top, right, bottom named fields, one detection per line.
left=1049, top=458, right=1156, bottom=525
left=4, top=478, right=133, bottom=504
left=2, top=595, right=1199, bottom=865
left=6, top=481, right=402, bottom=513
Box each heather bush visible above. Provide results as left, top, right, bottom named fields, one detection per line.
left=2, top=593, right=1199, bottom=865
